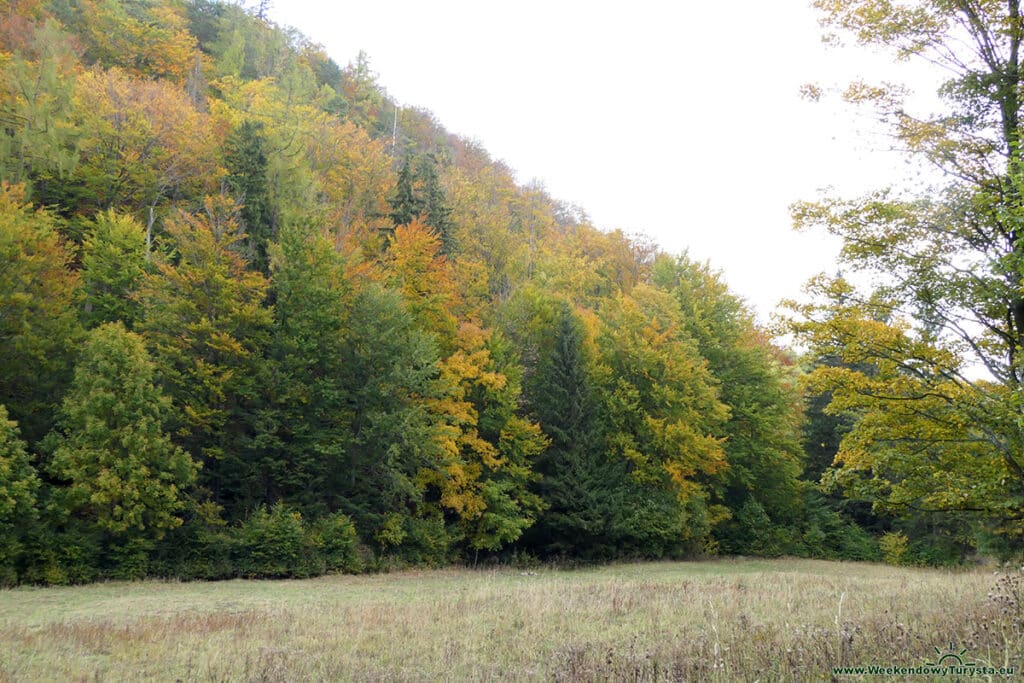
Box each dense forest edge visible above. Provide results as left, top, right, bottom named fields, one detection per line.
left=0, top=0, right=1020, bottom=585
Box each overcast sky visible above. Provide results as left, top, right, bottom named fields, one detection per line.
left=267, top=1, right=943, bottom=320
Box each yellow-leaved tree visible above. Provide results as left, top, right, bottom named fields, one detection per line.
left=384, top=219, right=546, bottom=554
left=789, top=1, right=1024, bottom=544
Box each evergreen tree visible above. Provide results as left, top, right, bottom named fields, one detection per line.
left=223, top=120, right=273, bottom=272
left=336, top=283, right=453, bottom=561
left=417, top=154, right=456, bottom=256
left=387, top=154, right=421, bottom=232
left=802, top=361, right=850, bottom=483
left=522, top=303, right=619, bottom=558
left=262, top=228, right=353, bottom=512
left=386, top=154, right=456, bottom=255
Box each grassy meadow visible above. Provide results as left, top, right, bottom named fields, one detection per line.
left=0, top=558, right=1021, bottom=681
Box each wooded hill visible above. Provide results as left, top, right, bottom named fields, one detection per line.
left=0, top=0, right=952, bottom=583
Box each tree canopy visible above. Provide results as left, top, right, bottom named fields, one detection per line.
left=0, top=0, right=906, bottom=583
left=790, top=0, right=1024, bottom=545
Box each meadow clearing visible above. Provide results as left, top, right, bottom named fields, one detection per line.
left=0, top=558, right=1020, bottom=682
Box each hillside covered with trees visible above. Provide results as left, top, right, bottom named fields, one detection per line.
left=0, top=0, right=1016, bottom=584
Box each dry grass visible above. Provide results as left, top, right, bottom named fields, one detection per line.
left=0, top=558, right=1020, bottom=681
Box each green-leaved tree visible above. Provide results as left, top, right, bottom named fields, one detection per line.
left=49, top=323, right=196, bottom=542
left=0, top=405, right=39, bottom=585
left=791, top=0, right=1024, bottom=544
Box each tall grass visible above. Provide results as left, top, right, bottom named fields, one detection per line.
left=1, top=558, right=1020, bottom=681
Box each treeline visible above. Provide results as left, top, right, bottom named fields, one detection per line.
left=0, top=0, right=874, bottom=584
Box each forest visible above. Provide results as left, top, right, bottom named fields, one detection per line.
left=0, top=0, right=1021, bottom=585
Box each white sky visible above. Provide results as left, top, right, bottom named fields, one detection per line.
left=268, top=1, right=945, bottom=320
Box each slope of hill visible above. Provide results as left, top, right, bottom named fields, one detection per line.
left=0, top=0, right=871, bottom=583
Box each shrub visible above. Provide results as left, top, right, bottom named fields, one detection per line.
left=880, top=531, right=909, bottom=566
left=905, top=535, right=964, bottom=567
left=310, top=512, right=361, bottom=574
left=801, top=524, right=828, bottom=557
left=105, top=536, right=153, bottom=580
left=832, top=522, right=880, bottom=562
left=236, top=503, right=315, bottom=579
left=717, top=500, right=785, bottom=557
left=151, top=516, right=237, bottom=581
left=19, top=524, right=102, bottom=585
left=397, top=514, right=453, bottom=567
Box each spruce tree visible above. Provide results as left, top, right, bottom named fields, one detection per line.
left=523, top=304, right=617, bottom=558
left=224, top=120, right=273, bottom=272
left=262, top=229, right=353, bottom=513
left=336, top=284, right=452, bottom=560
left=417, top=154, right=457, bottom=256
left=387, top=154, right=421, bottom=231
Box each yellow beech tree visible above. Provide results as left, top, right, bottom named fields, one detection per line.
left=75, top=0, right=198, bottom=84
left=384, top=220, right=546, bottom=553
left=71, top=67, right=218, bottom=243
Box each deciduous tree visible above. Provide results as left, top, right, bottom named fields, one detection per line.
left=71, top=67, right=218, bottom=243
left=595, top=285, right=729, bottom=554
left=135, top=196, right=270, bottom=516
left=655, top=255, right=805, bottom=554
left=80, top=210, right=148, bottom=328
left=48, top=323, right=197, bottom=539
left=0, top=405, right=38, bottom=584
left=74, top=0, right=199, bottom=83
left=0, top=184, right=80, bottom=443
left=791, top=0, right=1024, bottom=538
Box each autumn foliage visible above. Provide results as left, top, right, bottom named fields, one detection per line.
left=0, top=0, right=889, bottom=583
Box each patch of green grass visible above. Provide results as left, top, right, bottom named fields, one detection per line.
left=1, top=558, right=1020, bottom=681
